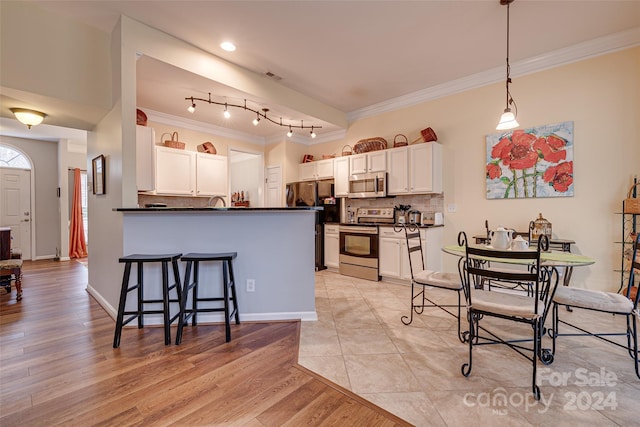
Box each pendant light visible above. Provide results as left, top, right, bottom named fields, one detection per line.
left=496, top=0, right=519, bottom=131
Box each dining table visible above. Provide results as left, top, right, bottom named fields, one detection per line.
left=442, top=244, right=595, bottom=310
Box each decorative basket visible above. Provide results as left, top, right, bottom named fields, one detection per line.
left=393, top=134, right=408, bottom=147
left=624, top=182, right=640, bottom=214
left=322, top=154, right=335, bottom=160
left=197, top=141, right=216, bottom=154
left=353, top=137, right=387, bottom=154
left=411, top=127, right=438, bottom=144
left=341, top=145, right=353, bottom=156
left=302, top=154, right=314, bottom=163
left=161, top=132, right=186, bottom=149
left=136, top=109, right=147, bottom=126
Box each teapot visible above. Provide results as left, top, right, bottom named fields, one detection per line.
left=490, top=227, right=513, bottom=249
left=511, top=235, right=530, bottom=251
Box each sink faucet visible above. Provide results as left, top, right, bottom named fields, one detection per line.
left=207, top=196, right=226, bottom=207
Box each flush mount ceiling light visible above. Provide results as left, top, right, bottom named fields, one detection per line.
left=10, top=108, right=47, bottom=129
left=220, top=41, right=236, bottom=52
left=496, top=0, right=520, bottom=131
left=185, top=93, right=321, bottom=139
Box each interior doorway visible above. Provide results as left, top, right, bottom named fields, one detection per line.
left=228, top=150, right=264, bottom=207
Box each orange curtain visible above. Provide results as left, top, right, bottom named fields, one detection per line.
left=69, top=168, right=87, bottom=258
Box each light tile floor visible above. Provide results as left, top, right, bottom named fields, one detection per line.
left=298, top=270, right=639, bottom=426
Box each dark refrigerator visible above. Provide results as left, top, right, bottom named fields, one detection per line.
left=285, top=180, right=341, bottom=270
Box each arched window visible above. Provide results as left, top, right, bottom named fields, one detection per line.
left=0, top=145, right=32, bottom=169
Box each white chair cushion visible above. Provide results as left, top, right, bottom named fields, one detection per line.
left=470, top=288, right=544, bottom=320
left=553, top=286, right=634, bottom=314
left=414, top=270, right=462, bottom=290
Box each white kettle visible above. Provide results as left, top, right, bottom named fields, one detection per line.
left=490, top=227, right=513, bottom=249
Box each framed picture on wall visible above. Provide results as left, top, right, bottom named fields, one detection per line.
left=92, top=154, right=105, bottom=195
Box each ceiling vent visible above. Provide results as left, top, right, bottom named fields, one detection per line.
left=264, top=71, right=282, bottom=81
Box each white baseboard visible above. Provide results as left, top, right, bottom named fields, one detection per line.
left=86, top=284, right=117, bottom=320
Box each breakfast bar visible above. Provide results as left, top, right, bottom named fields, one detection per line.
left=114, top=207, right=321, bottom=325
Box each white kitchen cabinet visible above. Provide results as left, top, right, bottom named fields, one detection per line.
left=298, top=158, right=334, bottom=181
left=155, top=146, right=196, bottom=195
left=423, top=226, right=443, bottom=272
left=379, top=226, right=431, bottom=281
left=387, top=147, right=409, bottom=194
left=379, top=236, right=402, bottom=278
left=136, top=125, right=155, bottom=192
left=333, top=157, right=350, bottom=197
left=196, top=153, right=228, bottom=197
left=324, top=224, right=340, bottom=269
left=349, top=151, right=386, bottom=175
left=387, top=143, right=442, bottom=195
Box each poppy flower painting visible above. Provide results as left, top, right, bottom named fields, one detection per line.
left=486, top=121, right=574, bottom=199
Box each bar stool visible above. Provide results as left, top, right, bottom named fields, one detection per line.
left=113, top=253, right=183, bottom=348
left=176, top=252, right=239, bottom=344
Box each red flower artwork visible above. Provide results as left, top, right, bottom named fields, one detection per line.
left=486, top=122, right=574, bottom=199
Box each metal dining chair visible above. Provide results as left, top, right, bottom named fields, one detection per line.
left=550, top=233, right=639, bottom=379
left=399, top=224, right=464, bottom=342
left=458, top=231, right=559, bottom=401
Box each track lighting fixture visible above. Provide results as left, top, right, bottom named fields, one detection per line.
left=496, top=0, right=520, bottom=130
left=187, top=97, right=196, bottom=113
left=185, top=94, right=320, bottom=138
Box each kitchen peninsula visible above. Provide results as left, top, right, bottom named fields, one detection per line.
left=114, top=206, right=321, bottom=324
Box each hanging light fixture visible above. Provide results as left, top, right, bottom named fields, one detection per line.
left=223, top=103, right=231, bottom=119
left=287, top=125, right=293, bottom=138
left=496, top=0, right=520, bottom=131
left=187, top=97, right=196, bottom=113
left=10, top=108, right=47, bottom=129
left=252, top=111, right=260, bottom=126
left=310, top=126, right=316, bottom=139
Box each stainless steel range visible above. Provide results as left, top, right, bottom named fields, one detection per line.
left=339, top=207, right=394, bottom=281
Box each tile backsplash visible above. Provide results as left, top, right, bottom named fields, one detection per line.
left=345, top=193, right=444, bottom=214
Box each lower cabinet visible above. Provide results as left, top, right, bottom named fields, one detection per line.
left=379, top=226, right=443, bottom=280
left=324, top=224, right=340, bottom=269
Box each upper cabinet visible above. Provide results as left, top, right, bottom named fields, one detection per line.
left=333, top=157, right=350, bottom=197
left=349, top=151, right=386, bottom=175
left=387, top=143, right=442, bottom=195
left=136, top=125, right=155, bottom=192
left=298, top=158, right=334, bottom=181
left=155, top=146, right=196, bottom=195
left=195, top=153, right=228, bottom=197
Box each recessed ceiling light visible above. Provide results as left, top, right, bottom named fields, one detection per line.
left=220, top=41, right=236, bottom=52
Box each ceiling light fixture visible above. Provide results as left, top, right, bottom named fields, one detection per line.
left=220, top=41, right=236, bottom=52
left=10, top=108, right=47, bottom=129
left=187, top=97, right=196, bottom=113
left=185, top=94, right=321, bottom=138
left=496, top=0, right=520, bottom=131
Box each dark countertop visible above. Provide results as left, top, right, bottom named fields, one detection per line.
left=115, top=206, right=322, bottom=212
left=326, top=222, right=443, bottom=229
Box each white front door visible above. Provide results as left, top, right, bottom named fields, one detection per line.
left=265, top=165, right=282, bottom=207
left=0, top=168, right=32, bottom=259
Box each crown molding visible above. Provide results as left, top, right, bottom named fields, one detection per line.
left=347, top=27, right=640, bottom=123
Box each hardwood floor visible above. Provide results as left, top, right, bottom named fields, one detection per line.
left=0, top=260, right=409, bottom=426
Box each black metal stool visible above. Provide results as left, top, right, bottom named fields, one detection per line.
left=113, top=253, right=183, bottom=348
left=176, top=252, right=239, bottom=344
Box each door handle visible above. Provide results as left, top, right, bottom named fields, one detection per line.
left=22, top=219, right=30, bottom=222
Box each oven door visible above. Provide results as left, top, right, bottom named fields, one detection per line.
left=339, top=226, right=379, bottom=281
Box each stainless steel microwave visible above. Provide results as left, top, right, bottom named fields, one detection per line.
left=348, top=172, right=387, bottom=198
